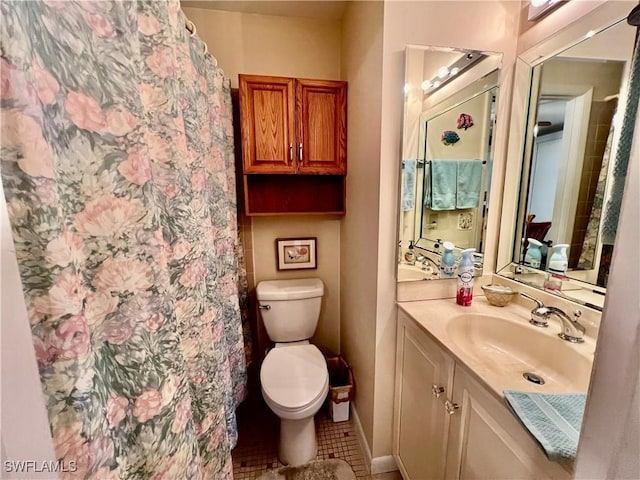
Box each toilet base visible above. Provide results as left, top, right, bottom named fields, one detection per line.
left=278, top=416, right=317, bottom=466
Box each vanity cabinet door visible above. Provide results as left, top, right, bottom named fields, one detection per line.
left=239, top=75, right=347, bottom=175
left=444, top=367, right=572, bottom=480
left=295, top=79, right=347, bottom=174
left=239, top=75, right=296, bottom=174
left=394, top=311, right=455, bottom=480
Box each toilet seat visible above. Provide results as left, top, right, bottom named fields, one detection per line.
left=261, top=344, right=329, bottom=413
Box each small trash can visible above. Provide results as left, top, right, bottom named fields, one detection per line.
left=326, top=356, right=354, bottom=422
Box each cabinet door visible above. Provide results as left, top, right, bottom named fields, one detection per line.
left=239, top=75, right=296, bottom=173
left=445, top=367, right=572, bottom=480
left=394, top=311, right=455, bottom=480
left=295, top=79, right=347, bottom=174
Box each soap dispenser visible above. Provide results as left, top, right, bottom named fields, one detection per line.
left=404, top=241, right=416, bottom=265
left=524, top=238, right=543, bottom=269
left=547, top=244, right=569, bottom=274
left=440, top=241, right=456, bottom=278
left=456, top=248, right=476, bottom=306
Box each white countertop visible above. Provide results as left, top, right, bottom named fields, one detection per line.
left=397, top=296, right=596, bottom=401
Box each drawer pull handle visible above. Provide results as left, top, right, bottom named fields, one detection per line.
left=445, top=400, right=460, bottom=415
left=432, top=385, right=445, bottom=398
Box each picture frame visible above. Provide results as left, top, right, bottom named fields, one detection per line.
left=275, top=237, right=317, bottom=270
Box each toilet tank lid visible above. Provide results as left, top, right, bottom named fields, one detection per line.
left=257, top=278, right=324, bottom=301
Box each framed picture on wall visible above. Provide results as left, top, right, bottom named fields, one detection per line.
left=275, top=237, right=317, bottom=270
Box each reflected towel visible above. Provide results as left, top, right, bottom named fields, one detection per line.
left=503, top=391, right=586, bottom=462
left=426, top=159, right=457, bottom=210
left=601, top=33, right=640, bottom=244
left=456, top=159, right=483, bottom=209
left=402, top=159, right=417, bottom=212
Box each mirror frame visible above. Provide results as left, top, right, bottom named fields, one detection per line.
left=398, top=45, right=503, bottom=282
left=496, top=2, right=634, bottom=309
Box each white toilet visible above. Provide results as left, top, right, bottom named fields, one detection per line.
left=257, top=278, right=329, bottom=466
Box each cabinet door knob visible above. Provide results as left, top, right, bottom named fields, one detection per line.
left=445, top=400, right=460, bottom=415
left=299, top=143, right=303, bottom=163
left=289, top=144, right=293, bottom=164
left=432, top=385, right=445, bottom=398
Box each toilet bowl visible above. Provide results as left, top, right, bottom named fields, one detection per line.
left=256, top=278, right=328, bottom=466
left=261, top=343, right=329, bottom=465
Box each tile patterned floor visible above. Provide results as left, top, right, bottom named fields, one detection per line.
left=232, top=391, right=397, bottom=480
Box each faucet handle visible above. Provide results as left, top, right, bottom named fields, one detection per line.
left=520, top=292, right=544, bottom=309
left=520, top=292, right=549, bottom=328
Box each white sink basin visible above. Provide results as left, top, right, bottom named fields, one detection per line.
left=445, top=313, right=593, bottom=392
left=398, top=263, right=439, bottom=282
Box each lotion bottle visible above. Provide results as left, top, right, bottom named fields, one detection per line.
left=440, top=241, right=456, bottom=278
left=456, top=248, right=476, bottom=306
left=404, top=240, right=416, bottom=265
left=547, top=244, right=569, bottom=274
left=524, top=238, right=543, bottom=268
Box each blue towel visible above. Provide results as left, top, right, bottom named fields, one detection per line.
left=426, top=159, right=457, bottom=210
left=456, top=159, right=483, bottom=209
left=601, top=33, right=640, bottom=245
left=503, top=391, right=586, bottom=462
left=402, top=159, right=417, bottom=212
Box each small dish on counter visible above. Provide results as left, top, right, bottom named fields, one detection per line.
left=481, top=284, right=516, bottom=307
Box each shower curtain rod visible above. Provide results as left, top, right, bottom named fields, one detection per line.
left=401, top=159, right=488, bottom=169
left=420, top=159, right=487, bottom=165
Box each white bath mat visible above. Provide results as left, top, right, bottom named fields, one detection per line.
left=257, top=458, right=357, bottom=480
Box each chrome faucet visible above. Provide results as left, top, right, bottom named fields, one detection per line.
left=520, top=292, right=586, bottom=343
left=415, top=254, right=439, bottom=272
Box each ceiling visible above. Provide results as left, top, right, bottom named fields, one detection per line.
left=180, top=1, right=348, bottom=20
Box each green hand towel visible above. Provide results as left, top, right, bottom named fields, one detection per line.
left=456, top=159, right=483, bottom=209
left=503, top=390, right=586, bottom=462
left=427, top=159, right=457, bottom=210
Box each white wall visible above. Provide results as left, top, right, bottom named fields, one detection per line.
left=376, top=0, right=520, bottom=463
left=183, top=7, right=343, bottom=358
left=1, top=188, right=57, bottom=479
left=183, top=8, right=342, bottom=89
left=340, top=0, right=384, bottom=462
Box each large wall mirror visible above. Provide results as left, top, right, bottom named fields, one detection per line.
left=398, top=45, right=502, bottom=282
left=498, top=5, right=638, bottom=310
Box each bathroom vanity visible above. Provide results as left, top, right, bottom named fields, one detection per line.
left=393, top=297, right=595, bottom=480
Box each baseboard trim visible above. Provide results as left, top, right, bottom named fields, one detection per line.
left=350, top=405, right=398, bottom=475
left=351, top=404, right=373, bottom=471
left=371, top=455, right=398, bottom=475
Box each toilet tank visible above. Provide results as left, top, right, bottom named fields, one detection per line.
left=256, top=278, right=324, bottom=343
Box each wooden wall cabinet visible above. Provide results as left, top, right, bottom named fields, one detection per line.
left=394, top=310, right=572, bottom=480
left=238, top=74, right=347, bottom=215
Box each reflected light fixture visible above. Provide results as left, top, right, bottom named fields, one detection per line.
left=527, top=0, right=565, bottom=21
left=421, top=80, right=433, bottom=90
left=437, top=66, right=450, bottom=78
left=421, top=51, right=487, bottom=94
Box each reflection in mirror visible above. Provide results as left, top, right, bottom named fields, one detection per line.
left=500, top=15, right=638, bottom=309
left=398, top=46, right=502, bottom=282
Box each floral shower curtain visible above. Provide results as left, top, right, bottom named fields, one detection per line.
left=1, top=0, right=250, bottom=478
